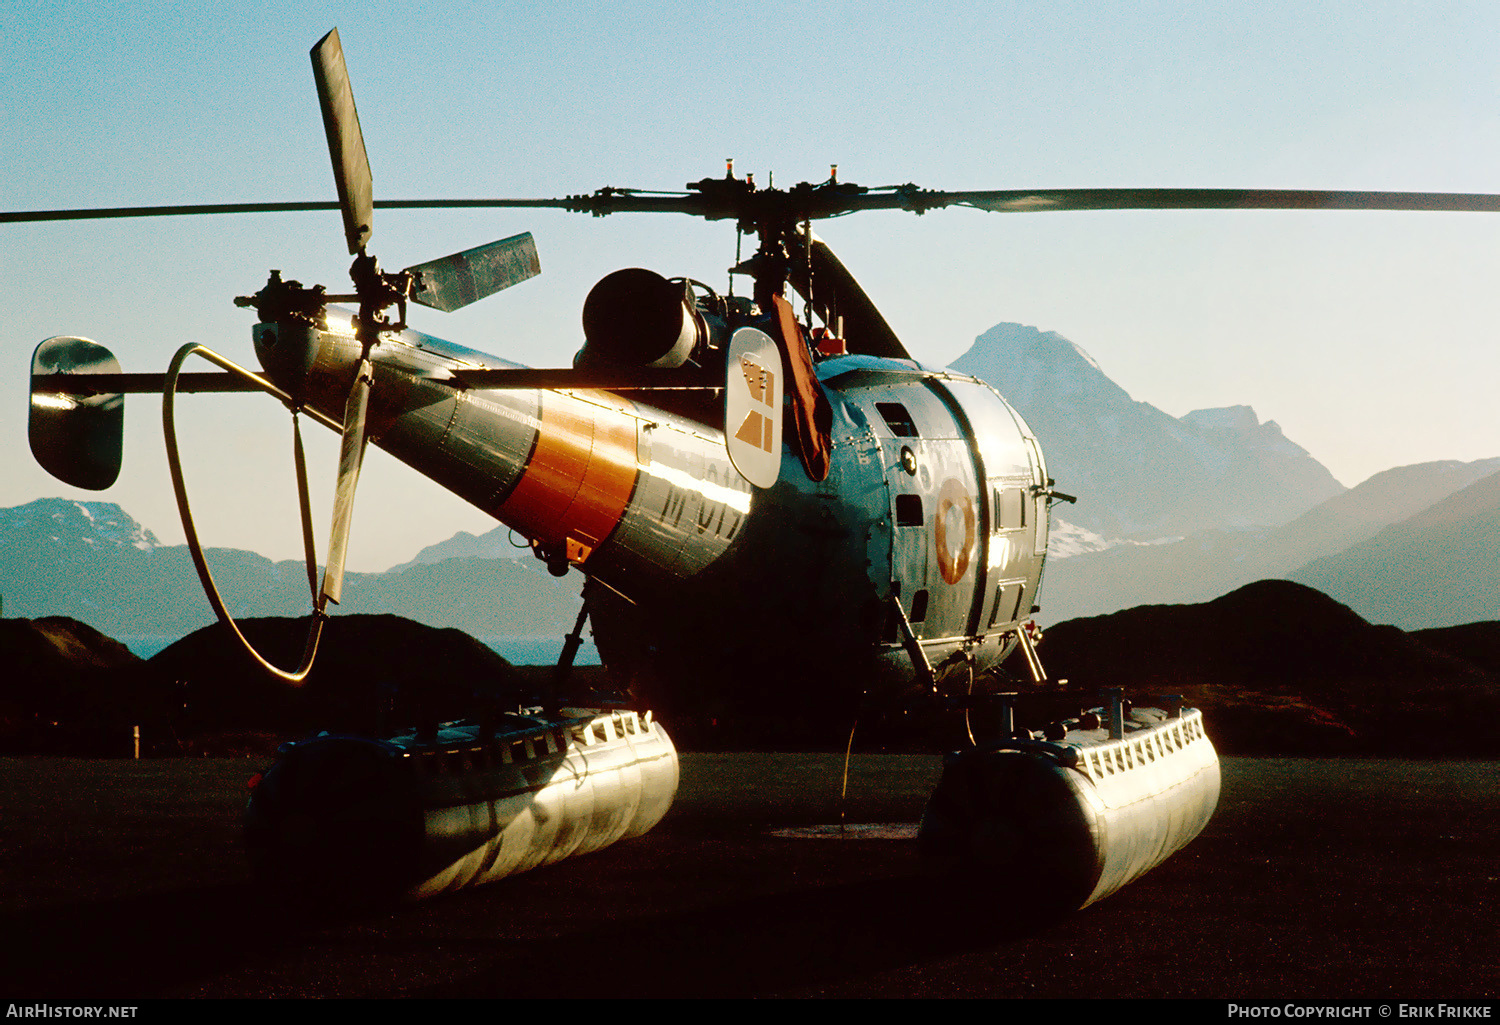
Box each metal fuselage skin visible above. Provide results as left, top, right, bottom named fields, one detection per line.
left=254, top=312, right=1050, bottom=721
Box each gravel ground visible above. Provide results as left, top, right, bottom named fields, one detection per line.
left=0, top=753, right=1495, bottom=999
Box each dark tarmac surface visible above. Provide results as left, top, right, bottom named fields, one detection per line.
left=0, top=753, right=1496, bottom=999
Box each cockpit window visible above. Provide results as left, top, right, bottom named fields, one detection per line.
left=875, top=402, right=919, bottom=437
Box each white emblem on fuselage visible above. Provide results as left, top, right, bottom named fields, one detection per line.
left=725, top=327, right=784, bottom=489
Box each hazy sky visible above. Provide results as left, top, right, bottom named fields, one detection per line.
left=4, top=1, right=1498, bottom=572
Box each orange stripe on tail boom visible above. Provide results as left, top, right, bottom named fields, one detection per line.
left=496, top=390, right=638, bottom=563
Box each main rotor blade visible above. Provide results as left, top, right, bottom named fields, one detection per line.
left=9, top=187, right=1500, bottom=227
left=0, top=193, right=702, bottom=226
left=310, top=28, right=374, bottom=255
left=786, top=229, right=911, bottom=361
left=893, top=187, right=1500, bottom=215
left=0, top=200, right=331, bottom=224
left=320, top=359, right=373, bottom=607
left=0, top=198, right=579, bottom=225
left=405, top=232, right=541, bottom=313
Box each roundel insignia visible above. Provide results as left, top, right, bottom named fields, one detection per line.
left=934, top=477, right=976, bottom=585
left=725, top=327, right=783, bottom=489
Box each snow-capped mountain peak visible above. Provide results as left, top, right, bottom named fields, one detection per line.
left=1, top=498, right=161, bottom=554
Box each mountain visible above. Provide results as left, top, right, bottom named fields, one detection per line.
left=1289, top=467, right=1500, bottom=629
left=1038, top=580, right=1500, bottom=756
left=384, top=523, right=530, bottom=573
left=0, top=498, right=163, bottom=550
left=951, top=323, right=1345, bottom=539
left=343, top=557, right=582, bottom=636
left=1, top=499, right=339, bottom=635
left=1, top=498, right=582, bottom=640
left=1039, top=457, right=1500, bottom=622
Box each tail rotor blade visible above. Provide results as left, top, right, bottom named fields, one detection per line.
left=310, top=28, right=374, bottom=255
left=406, top=232, right=541, bottom=313
left=320, top=359, right=373, bottom=607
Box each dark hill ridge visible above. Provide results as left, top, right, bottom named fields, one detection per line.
left=3, top=616, right=139, bottom=673
left=145, top=615, right=530, bottom=738
left=6, top=590, right=1498, bottom=757
left=0, top=615, right=536, bottom=755
left=1412, top=622, right=1500, bottom=680
left=1039, top=580, right=1500, bottom=756
left=0, top=617, right=150, bottom=753
left=0, top=617, right=143, bottom=720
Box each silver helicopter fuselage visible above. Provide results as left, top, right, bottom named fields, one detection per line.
left=253, top=309, right=1051, bottom=716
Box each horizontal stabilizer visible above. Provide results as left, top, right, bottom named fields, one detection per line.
left=31, top=372, right=266, bottom=394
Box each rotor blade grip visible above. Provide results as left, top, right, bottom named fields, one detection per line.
left=311, top=28, right=374, bottom=254
left=320, top=359, right=373, bottom=607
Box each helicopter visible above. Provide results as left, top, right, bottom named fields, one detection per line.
left=13, top=29, right=1499, bottom=908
